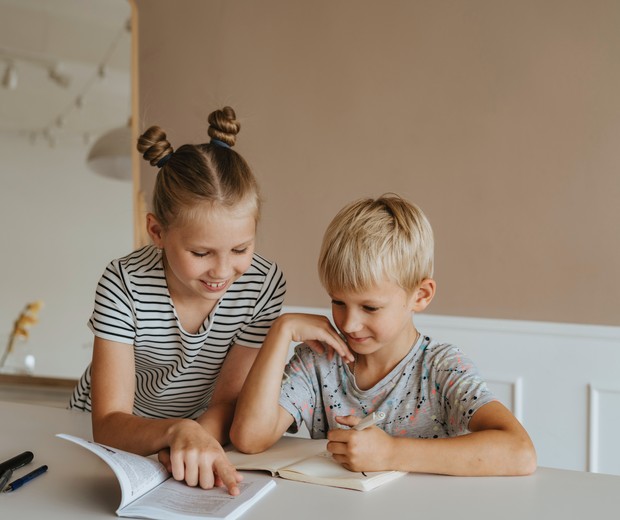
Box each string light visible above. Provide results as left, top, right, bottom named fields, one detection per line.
left=1, top=61, right=18, bottom=90
left=1, top=18, right=131, bottom=148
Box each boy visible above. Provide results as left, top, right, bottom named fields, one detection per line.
left=231, top=194, right=536, bottom=476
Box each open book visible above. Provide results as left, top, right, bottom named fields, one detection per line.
left=226, top=435, right=405, bottom=492
left=56, top=434, right=275, bottom=520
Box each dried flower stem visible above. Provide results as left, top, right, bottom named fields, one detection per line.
left=0, top=301, right=44, bottom=369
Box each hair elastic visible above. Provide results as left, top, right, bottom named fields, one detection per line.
left=210, top=139, right=231, bottom=149
left=156, top=153, right=173, bottom=168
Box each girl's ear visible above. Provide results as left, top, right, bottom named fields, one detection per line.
left=146, top=213, right=165, bottom=248
left=411, top=278, right=436, bottom=313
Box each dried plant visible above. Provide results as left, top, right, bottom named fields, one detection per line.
left=0, top=300, right=44, bottom=369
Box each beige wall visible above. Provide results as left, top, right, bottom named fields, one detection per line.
left=133, top=0, right=620, bottom=326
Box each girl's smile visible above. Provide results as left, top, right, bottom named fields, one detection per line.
left=149, top=202, right=257, bottom=307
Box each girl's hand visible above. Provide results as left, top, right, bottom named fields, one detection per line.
left=278, top=313, right=354, bottom=363
left=326, top=415, right=394, bottom=472
left=163, top=419, right=243, bottom=495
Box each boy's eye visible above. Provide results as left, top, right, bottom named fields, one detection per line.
left=331, top=299, right=345, bottom=307
left=191, top=251, right=209, bottom=258
left=232, top=247, right=249, bottom=255
left=363, top=306, right=380, bottom=312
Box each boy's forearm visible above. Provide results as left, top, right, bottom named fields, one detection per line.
left=389, top=430, right=537, bottom=476
left=231, top=318, right=293, bottom=449
left=196, top=401, right=236, bottom=446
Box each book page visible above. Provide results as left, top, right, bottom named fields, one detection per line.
left=226, top=435, right=405, bottom=491
left=226, top=436, right=327, bottom=475
left=120, top=474, right=276, bottom=520
left=279, top=451, right=406, bottom=491
left=57, top=433, right=169, bottom=509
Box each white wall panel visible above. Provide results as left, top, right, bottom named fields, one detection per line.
left=589, top=384, right=620, bottom=475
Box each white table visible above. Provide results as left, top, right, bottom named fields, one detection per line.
left=1, top=401, right=619, bottom=519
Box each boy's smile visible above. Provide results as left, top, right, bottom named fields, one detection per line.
left=329, top=279, right=420, bottom=362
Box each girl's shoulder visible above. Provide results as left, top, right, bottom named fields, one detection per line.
left=238, top=252, right=286, bottom=288
left=246, top=252, right=282, bottom=276
left=100, top=245, right=165, bottom=290
left=110, top=245, right=163, bottom=274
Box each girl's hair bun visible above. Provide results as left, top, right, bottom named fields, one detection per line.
left=207, top=106, right=240, bottom=147
left=137, top=126, right=174, bottom=167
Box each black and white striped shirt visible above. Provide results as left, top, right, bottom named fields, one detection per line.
left=69, top=245, right=286, bottom=418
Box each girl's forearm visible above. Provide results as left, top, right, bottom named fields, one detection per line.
left=92, top=411, right=192, bottom=456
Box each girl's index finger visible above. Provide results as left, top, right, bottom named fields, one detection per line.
left=327, top=331, right=354, bottom=363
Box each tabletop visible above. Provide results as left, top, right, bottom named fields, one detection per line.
left=1, top=400, right=619, bottom=520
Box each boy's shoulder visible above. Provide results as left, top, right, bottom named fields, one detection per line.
left=420, top=335, right=462, bottom=353
left=418, top=335, right=470, bottom=360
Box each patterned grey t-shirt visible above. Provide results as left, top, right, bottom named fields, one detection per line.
left=278, top=334, right=496, bottom=439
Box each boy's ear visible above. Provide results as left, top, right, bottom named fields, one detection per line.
left=146, top=213, right=165, bottom=248
left=411, top=278, right=436, bottom=312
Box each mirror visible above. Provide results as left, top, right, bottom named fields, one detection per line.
left=0, top=0, right=133, bottom=378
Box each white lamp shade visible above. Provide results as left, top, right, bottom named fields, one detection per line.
left=87, top=125, right=131, bottom=181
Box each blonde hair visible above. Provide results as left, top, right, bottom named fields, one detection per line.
left=318, top=194, right=434, bottom=294
left=137, top=106, right=260, bottom=229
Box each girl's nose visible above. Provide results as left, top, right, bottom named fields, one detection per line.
left=209, top=255, right=233, bottom=279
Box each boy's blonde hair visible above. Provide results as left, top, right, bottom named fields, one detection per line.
left=318, top=194, right=434, bottom=294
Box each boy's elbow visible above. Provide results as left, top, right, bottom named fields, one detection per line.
left=230, top=421, right=270, bottom=454
left=512, top=438, right=538, bottom=476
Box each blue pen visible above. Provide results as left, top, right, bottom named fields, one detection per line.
left=3, top=464, right=48, bottom=492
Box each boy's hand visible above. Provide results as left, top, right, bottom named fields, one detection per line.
left=278, top=314, right=354, bottom=363
left=326, top=415, right=394, bottom=472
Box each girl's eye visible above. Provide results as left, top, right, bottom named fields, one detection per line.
left=232, top=248, right=249, bottom=255
left=191, top=251, right=209, bottom=258
left=363, top=306, right=379, bottom=312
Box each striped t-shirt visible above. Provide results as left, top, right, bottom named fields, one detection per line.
left=69, top=245, right=286, bottom=419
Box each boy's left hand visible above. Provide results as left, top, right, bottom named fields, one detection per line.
left=326, top=415, right=393, bottom=472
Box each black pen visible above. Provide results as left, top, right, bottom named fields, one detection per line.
left=3, top=465, right=48, bottom=492
left=0, top=451, right=34, bottom=474
left=0, top=468, right=13, bottom=492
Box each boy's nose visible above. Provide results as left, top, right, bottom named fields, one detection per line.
left=340, top=310, right=362, bottom=333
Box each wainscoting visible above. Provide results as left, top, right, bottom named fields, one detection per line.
left=284, top=307, right=620, bottom=476
left=0, top=374, right=75, bottom=409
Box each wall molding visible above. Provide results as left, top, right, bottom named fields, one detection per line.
left=588, top=383, right=620, bottom=474
left=485, top=376, right=524, bottom=422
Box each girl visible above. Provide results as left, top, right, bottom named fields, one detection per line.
left=70, top=107, right=286, bottom=495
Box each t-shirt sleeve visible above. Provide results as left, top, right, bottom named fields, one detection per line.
left=431, top=345, right=496, bottom=433
left=234, top=261, right=287, bottom=348
left=278, top=344, right=319, bottom=433
left=87, top=260, right=136, bottom=345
